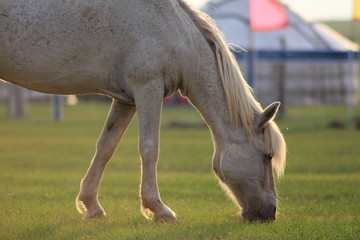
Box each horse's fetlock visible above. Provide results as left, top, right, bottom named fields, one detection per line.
left=141, top=198, right=162, bottom=211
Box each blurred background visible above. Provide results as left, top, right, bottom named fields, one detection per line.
left=0, top=0, right=359, bottom=124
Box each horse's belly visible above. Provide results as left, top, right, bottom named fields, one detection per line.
left=0, top=70, right=101, bottom=95
left=0, top=46, right=108, bottom=95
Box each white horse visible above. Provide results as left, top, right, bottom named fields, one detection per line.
left=0, top=0, right=286, bottom=222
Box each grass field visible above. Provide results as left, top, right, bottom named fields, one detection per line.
left=0, top=103, right=359, bottom=240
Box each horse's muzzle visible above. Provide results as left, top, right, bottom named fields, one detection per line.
left=241, top=205, right=276, bottom=222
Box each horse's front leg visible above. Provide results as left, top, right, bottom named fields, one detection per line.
left=135, top=82, right=177, bottom=222
left=76, top=100, right=136, bottom=219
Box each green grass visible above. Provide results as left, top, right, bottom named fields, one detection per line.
left=0, top=103, right=359, bottom=239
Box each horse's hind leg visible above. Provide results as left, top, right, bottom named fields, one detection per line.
left=135, top=81, right=177, bottom=222
left=76, top=100, right=136, bottom=219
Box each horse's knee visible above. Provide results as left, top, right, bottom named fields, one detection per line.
left=96, top=135, right=117, bottom=151
left=139, top=141, right=158, bottom=161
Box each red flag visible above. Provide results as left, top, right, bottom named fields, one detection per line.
left=249, top=0, right=288, bottom=31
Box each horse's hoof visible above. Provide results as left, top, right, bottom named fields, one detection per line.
left=84, top=208, right=106, bottom=219
left=153, top=212, right=177, bottom=223
left=153, top=206, right=177, bottom=223
left=76, top=197, right=106, bottom=219
left=141, top=205, right=177, bottom=223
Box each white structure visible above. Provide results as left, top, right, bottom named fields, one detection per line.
left=202, top=0, right=358, bottom=105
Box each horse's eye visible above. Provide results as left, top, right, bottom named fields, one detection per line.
left=264, top=153, right=274, bottom=163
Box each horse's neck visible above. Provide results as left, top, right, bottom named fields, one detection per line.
left=181, top=54, right=247, bottom=150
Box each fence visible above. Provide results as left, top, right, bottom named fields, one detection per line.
left=234, top=50, right=359, bottom=106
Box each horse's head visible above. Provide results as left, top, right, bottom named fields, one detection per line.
left=217, top=102, right=284, bottom=222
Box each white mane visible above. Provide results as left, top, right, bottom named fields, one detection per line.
left=178, top=0, right=286, bottom=176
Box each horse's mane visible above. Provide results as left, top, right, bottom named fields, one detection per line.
left=178, top=0, right=286, bottom=177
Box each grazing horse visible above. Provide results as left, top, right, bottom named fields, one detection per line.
left=0, top=0, right=286, bottom=222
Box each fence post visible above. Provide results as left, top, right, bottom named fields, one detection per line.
left=8, top=85, right=26, bottom=119
left=51, top=95, right=63, bottom=121
left=278, top=37, right=287, bottom=117
left=346, top=51, right=355, bottom=122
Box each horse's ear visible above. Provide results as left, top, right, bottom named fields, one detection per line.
left=257, top=102, right=280, bottom=129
